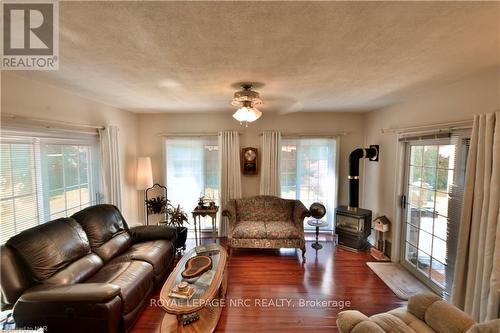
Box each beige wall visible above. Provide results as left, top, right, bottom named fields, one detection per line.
left=1, top=72, right=140, bottom=225
left=137, top=111, right=367, bottom=216
left=3, top=66, right=497, bottom=245
left=362, top=68, right=500, bottom=260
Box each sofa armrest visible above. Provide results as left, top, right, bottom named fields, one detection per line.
left=129, top=225, right=176, bottom=243
left=293, top=200, right=310, bottom=230
left=19, top=283, right=121, bottom=303
left=222, top=200, right=237, bottom=238
left=408, top=293, right=475, bottom=333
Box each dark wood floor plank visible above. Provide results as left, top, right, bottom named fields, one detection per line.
left=131, top=235, right=404, bottom=333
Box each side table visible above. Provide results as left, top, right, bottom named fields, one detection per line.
left=192, top=208, right=219, bottom=244
left=307, top=219, right=328, bottom=250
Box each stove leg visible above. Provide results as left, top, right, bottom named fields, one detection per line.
left=301, top=246, right=306, bottom=262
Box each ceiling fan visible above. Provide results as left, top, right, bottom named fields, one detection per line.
left=230, top=82, right=303, bottom=126
left=231, top=84, right=263, bottom=127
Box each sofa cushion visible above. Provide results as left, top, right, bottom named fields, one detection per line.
left=370, top=313, right=418, bottom=332
left=6, top=218, right=91, bottom=282
left=86, top=260, right=153, bottom=314
left=388, top=308, right=436, bottom=333
left=71, top=204, right=129, bottom=248
left=44, top=253, right=104, bottom=285
left=93, top=231, right=132, bottom=262
left=72, top=204, right=132, bottom=262
left=337, top=310, right=370, bottom=333
left=351, top=321, right=386, bottom=333
left=108, top=240, right=174, bottom=276
left=235, top=196, right=294, bottom=222
left=265, top=221, right=302, bottom=239
left=233, top=221, right=266, bottom=239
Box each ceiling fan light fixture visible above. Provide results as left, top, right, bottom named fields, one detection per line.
left=232, top=106, right=262, bottom=127
left=231, top=84, right=263, bottom=126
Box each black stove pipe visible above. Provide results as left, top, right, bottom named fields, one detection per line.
left=348, top=147, right=378, bottom=209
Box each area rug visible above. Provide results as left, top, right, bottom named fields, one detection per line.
left=367, top=262, right=434, bottom=300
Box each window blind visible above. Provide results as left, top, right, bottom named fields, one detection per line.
left=444, top=134, right=470, bottom=299
left=0, top=138, right=41, bottom=243
left=0, top=130, right=102, bottom=243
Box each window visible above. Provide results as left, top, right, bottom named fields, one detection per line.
left=42, top=142, right=100, bottom=220
left=0, top=131, right=102, bottom=243
left=165, top=137, right=219, bottom=230
left=280, top=138, right=337, bottom=229
left=401, top=134, right=468, bottom=295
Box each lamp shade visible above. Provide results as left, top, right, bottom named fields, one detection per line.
left=232, top=106, right=262, bottom=123
left=136, top=157, right=153, bottom=190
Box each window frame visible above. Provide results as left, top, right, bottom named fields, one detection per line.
left=0, top=128, right=102, bottom=242
left=39, top=137, right=102, bottom=221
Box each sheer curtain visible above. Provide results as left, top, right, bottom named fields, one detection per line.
left=280, top=138, right=337, bottom=229
left=165, top=137, right=219, bottom=230
left=451, top=112, right=499, bottom=322
left=219, top=131, right=242, bottom=237
left=260, top=131, right=281, bottom=196
left=99, top=126, right=121, bottom=209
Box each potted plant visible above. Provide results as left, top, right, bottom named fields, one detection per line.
left=166, top=202, right=189, bottom=250
left=145, top=196, right=167, bottom=215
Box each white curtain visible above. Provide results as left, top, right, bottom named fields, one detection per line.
left=99, top=126, right=122, bottom=209
left=218, top=131, right=242, bottom=236
left=260, top=131, right=282, bottom=196
left=451, top=112, right=500, bottom=322
left=165, top=137, right=219, bottom=230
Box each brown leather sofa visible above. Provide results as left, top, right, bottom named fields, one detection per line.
left=1, top=204, right=176, bottom=333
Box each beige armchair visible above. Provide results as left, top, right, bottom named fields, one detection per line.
left=337, top=293, right=499, bottom=333
left=222, top=195, right=310, bottom=261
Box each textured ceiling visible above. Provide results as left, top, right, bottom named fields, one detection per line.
left=12, top=1, right=500, bottom=113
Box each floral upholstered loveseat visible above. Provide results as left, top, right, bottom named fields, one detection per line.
left=222, top=196, right=310, bottom=261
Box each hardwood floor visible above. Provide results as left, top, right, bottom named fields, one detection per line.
left=131, top=234, right=405, bottom=333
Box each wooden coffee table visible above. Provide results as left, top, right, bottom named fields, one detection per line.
left=159, top=244, right=228, bottom=333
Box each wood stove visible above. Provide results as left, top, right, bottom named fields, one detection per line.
left=335, top=206, right=372, bottom=251
left=335, top=146, right=379, bottom=251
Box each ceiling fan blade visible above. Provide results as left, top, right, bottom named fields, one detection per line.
left=265, top=94, right=304, bottom=114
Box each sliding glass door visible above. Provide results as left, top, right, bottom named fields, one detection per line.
left=401, top=136, right=468, bottom=295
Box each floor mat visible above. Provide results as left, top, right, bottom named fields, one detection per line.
left=367, top=262, right=434, bottom=300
